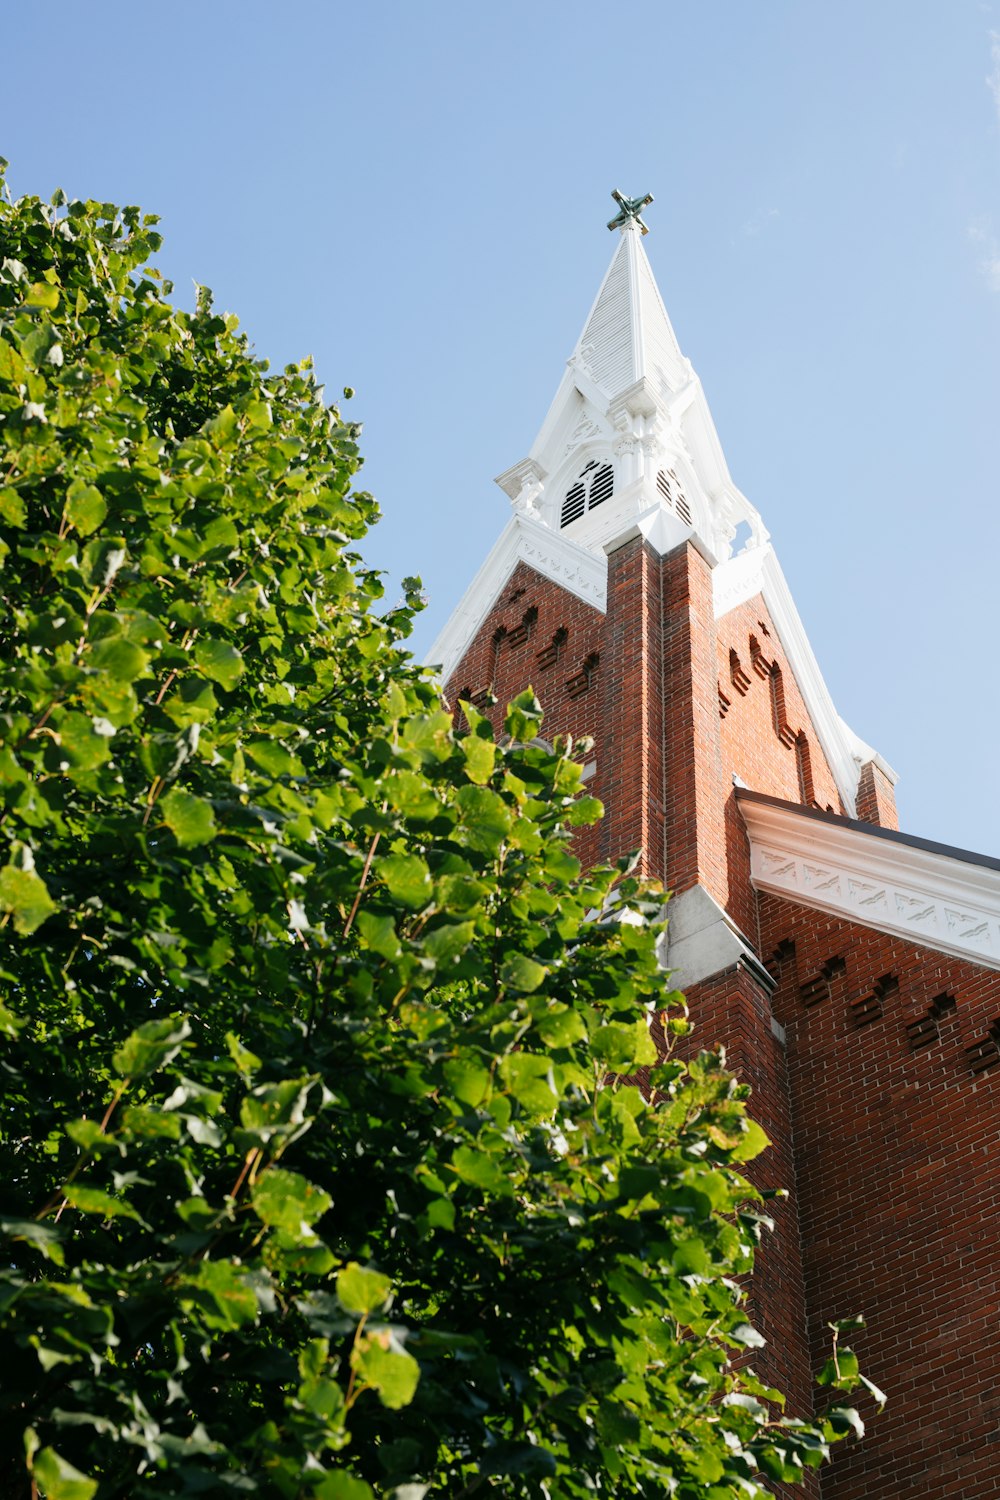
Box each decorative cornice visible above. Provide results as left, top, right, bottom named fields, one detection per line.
left=738, top=792, right=1000, bottom=971
left=425, top=515, right=607, bottom=682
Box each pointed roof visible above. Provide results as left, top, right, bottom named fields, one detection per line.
left=570, top=221, right=686, bottom=399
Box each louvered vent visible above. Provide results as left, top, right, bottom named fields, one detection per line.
left=589, top=464, right=614, bottom=509
left=561, top=479, right=586, bottom=526
left=657, top=468, right=692, bottom=526
left=560, top=459, right=615, bottom=528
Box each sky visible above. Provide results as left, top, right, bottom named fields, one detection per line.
left=3, top=1, right=999, bottom=853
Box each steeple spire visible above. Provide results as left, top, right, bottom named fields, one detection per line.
left=494, top=193, right=764, bottom=567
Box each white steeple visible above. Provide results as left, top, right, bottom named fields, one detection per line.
left=428, top=195, right=886, bottom=818
left=496, top=207, right=767, bottom=566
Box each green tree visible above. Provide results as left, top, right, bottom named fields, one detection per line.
left=0, top=167, right=881, bottom=1498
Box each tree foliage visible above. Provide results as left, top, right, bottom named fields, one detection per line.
left=0, top=167, right=879, bottom=1498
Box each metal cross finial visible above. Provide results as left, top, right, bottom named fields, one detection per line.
left=607, top=188, right=654, bottom=235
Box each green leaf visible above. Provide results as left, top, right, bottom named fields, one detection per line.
left=379, top=853, right=432, bottom=909
left=0, top=487, right=27, bottom=526
left=442, top=1056, right=490, bottom=1106
left=729, top=1117, right=770, bottom=1162
left=252, top=1169, right=332, bottom=1236
left=225, top=1032, right=262, bottom=1075
left=461, top=733, right=495, bottom=785
left=336, top=1262, right=391, bottom=1314
left=450, top=1145, right=511, bottom=1195
left=591, top=1018, right=657, bottom=1069
left=566, top=794, right=603, bottom=826
left=455, top=784, right=513, bottom=854
left=112, top=1014, right=191, bottom=1079
left=352, top=1332, right=420, bottom=1409
left=55, top=712, right=114, bottom=771
left=29, top=1445, right=96, bottom=1500
left=161, top=788, right=216, bottom=847
left=500, top=951, right=547, bottom=993
left=423, top=920, right=474, bottom=965
left=536, top=1004, right=586, bottom=1047
left=859, top=1372, right=888, bottom=1408
left=356, top=911, right=402, bottom=960
left=63, top=1183, right=143, bottom=1223
left=63, top=483, right=106, bottom=537
left=204, top=403, right=238, bottom=445
left=180, top=1260, right=260, bottom=1331
left=313, top=1473, right=373, bottom=1500
left=1, top=1217, right=65, bottom=1265
left=826, top=1406, right=865, bottom=1440
left=499, top=1052, right=557, bottom=1115
left=194, top=637, right=244, bottom=689
left=25, top=281, right=59, bottom=309
left=245, top=398, right=272, bottom=429
left=0, top=862, right=57, bottom=935
left=90, top=636, right=148, bottom=682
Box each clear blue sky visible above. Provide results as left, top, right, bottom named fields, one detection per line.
left=4, top=1, right=999, bottom=852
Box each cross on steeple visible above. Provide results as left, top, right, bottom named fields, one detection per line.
left=607, top=188, right=654, bottom=235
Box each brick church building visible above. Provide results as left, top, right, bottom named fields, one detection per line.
left=427, top=194, right=1000, bottom=1498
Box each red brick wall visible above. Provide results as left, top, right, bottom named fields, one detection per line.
left=759, top=894, right=1000, bottom=1500
left=599, top=537, right=666, bottom=878
left=660, top=543, right=730, bottom=905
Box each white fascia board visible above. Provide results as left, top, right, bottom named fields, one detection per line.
left=713, top=544, right=863, bottom=815
left=739, top=793, right=1000, bottom=971
left=425, top=515, right=607, bottom=682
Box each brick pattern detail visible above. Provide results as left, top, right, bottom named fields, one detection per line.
left=906, top=992, right=956, bottom=1051
left=799, top=953, right=847, bottom=1008
left=717, top=595, right=844, bottom=938
left=965, top=1017, right=1000, bottom=1074
left=760, top=894, right=1000, bottom=1500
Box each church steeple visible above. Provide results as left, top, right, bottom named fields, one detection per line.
left=495, top=195, right=766, bottom=567
left=430, top=194, right=885, bottom=824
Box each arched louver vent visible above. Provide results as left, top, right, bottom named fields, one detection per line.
left=561, top=478, right=586, bottom=526
left=657, top=468, right=692, bottom=526
left=560, top=459, right=615, bottom=528
left=589, top=463, right=614, bottom=509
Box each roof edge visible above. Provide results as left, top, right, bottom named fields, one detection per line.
left=737, top=789, right=1000, bottom=970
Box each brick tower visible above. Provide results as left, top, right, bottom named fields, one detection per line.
left=427, top=195, right=1000, bottom=1498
